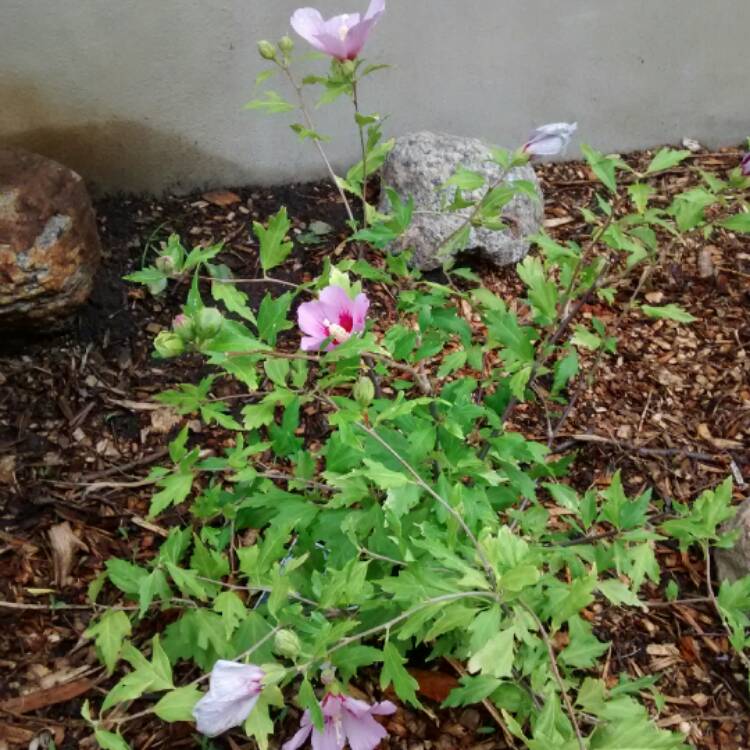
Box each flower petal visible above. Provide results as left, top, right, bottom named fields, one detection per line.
left=290, top=8, right=327, bottom=50
left=341, top=711, right=389, bottom=750
left=339, top=17, right=378, bottom=59
left=207, top=661, right=264, bottom=700
left=283, top=722, right=314, bottom=750
left=301, top=335, right=325, bottom=351
left=370, top=701, right=397, bottom=716
left=364, top=0, right=386, bottom=21
left=312, top=723, right=345, bottom=750
left=319, top=285, right=356, bottom=325
left=298, top=300, right=328, bottom=338
left=351, top=292, right=370, bottom=332
left=193, top=692, right=261, bottom=738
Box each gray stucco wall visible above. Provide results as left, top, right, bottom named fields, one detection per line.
left=1, top=0, right=747, bottom=194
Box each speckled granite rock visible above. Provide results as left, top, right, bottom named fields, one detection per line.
left=715, top=499, right=750, bottom=583
left=0, top=148, right=101, bottom=327
left=378, top=131, right=543, bottom=271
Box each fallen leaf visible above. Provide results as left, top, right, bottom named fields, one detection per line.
left=0, top=454, right=15, bottom=484
left=203, top=190, right=241, bottom=206
left=47, top=522, right=87, bottom=587
left=407, top=669, right=458, bottom=702
left=150, top=407, right=182, bottom=435
left=0, top=678, right=93, bottom=715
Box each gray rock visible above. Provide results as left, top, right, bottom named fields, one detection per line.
left=378, top=131, right=543, bottom=271
left=715, top=499, right=750, bottom=583
left=0, top=148, right=101, bottom=327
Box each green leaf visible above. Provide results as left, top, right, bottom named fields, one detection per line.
left=153, top=685, right=202, bottom=722
left=362, top=459, right=412, bottom=489
left=552, top=352, right=579, bottom=395
left=381, top=643, right=421, bottom=707
left=627, top=183, right=654, bottom=213
left=264, top=357, right=290, bottom=387
left=85, top=610, right=132, bottom=675
left=646, top=148, right=691, bottom=174
left=597, top=579, right=643, bottom=608
left=445, top=166, right=485, bottom=192
left=559, top=615, right=609, bottom=668
left=720, top=212, right=750, bottom=233
left=442, top=675, right=503, bottom=707
left=297, top=678, right=325, bottom=732
left=245, top=685, right=284, bottom=750
left=669, top=187, right=715, bottom=232
left=467, top=627, right=515, bottom=678
left=213, top=591, right=248, bottom=638
left=244, top=90, right=296, bottom=114
left=94, top=730, right=132, bottom=750
left=257, top=292, right=294, bottom=345
left=571, top=325, right=602, bottom=351
left=211, top=281, right=257, bottom=324
left=106, top=558, right=149, bottom=596
left=255, top=207, right=294, bottom=272
left=581, top=144, right=618, bottom=193
left=641, top=304, right=697, bottom=324
left=150, top=470, right=194, bottom=517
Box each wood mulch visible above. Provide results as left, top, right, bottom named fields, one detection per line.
left=0, top=146, right=748, bottom=749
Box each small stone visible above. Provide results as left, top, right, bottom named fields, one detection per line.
left=714, top=499, right=750, bottom=583
left=378, top=131, right=542, bottom=270
left=0, top=148, right=101, bottom=326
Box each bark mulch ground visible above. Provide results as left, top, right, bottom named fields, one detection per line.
left=0, top=147, right=748, bottom=749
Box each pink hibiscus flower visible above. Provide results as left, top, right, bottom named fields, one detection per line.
left=282, top=693, right=397, bottom=750
left=522, top=122, right=578, bottom=157
left=192, top=661, right=265, bottom=737
left=297, top=285, right=369, bottom=351
left=290, top=0, right=385, bottom=61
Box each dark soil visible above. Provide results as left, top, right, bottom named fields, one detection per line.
left=0, top=147, right=749, bottom=749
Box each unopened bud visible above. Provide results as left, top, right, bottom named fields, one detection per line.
left=353, top=376, right=375, bottom=407
left=341, top=60, right=356, bottom=77
left=278, top=35, right=294, bottom=54
left=154, top=331, right=185, bottom=358
left=172, top=314, right=195, bottom=340
left=195, top=307, right=223, bottom=339
left=274, top=629, right=301, bottom=659
left=258, top=40, right=277, bottom=61
left=155, top=255, right=176, bottom=274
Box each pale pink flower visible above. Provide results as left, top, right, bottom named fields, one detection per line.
left=741, top=152, right=750, bottom=176
left=297, top=285, right=369, bottom=351
left=193, top=661, right=265, bottom=737
left=290, top=0, right=385, bottom=61
left=522, top=122, right=578, bottom=156
left=283, top=693, right=397, bottom=750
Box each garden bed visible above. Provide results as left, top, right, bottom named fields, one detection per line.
left=1, top=146, right=749, bottom=750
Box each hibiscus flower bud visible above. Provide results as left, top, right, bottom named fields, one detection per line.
left=741, top=153, right=750, bottom=177
left=154, top=331, right=185, bottom=358
left=155, top=254, right=176, bottom=274
left=353, top=376, right=375, bottom=407
left=258, top=40, right=278, bottom=61
left=195, top=307, right=224, bottom=339
left=173, top=314, right=195, bottom=340
left=274, top=629, right=301, bottom=659
left=278, top=35, right=295, bottom=54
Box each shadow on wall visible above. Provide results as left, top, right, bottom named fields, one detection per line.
left=0, top=75, right=246, bottom=195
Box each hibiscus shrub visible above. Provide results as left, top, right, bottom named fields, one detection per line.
left=86, top=4, right=750, bottom=750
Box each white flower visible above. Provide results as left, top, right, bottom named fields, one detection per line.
left=523, top=122, right=578, bottom=156
left=193, top=661, right=265, bottom=737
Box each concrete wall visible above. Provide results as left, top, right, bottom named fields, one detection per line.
left=1, top=0, right=747, bottom=194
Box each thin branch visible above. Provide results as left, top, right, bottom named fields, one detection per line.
left=703, top=544, right=750, bottom=673
left=353, top=421, right=496, bottom=588
left=521, top=603, right=586, bottom=750
left=282, top=66, right=356, bottom=225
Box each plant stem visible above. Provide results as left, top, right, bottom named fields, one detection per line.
left=282, top=66, right=356, bottom=226
left=352, top=79, right=369, bottom=226
left=703, top=543, right=750, bottom=672
left=521, top=603, right=586, bottom=750
left=434, top=167, right=510, bottom=261
left=353, top=420, right=497, bottom=588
